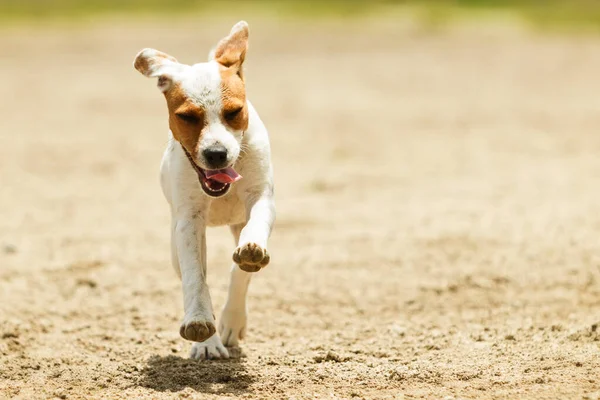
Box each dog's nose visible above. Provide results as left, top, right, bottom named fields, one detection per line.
left=203, top=145, right=228, bottom=168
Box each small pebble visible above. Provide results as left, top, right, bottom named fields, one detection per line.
left=3, top=244, right=17, bottom=254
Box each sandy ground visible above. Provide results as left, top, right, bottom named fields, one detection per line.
left=1, top=17, right=600, bottom=400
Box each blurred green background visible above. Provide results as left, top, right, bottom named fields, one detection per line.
left=2, top=0, right=600, bottom=32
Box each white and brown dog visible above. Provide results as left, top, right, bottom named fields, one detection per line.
left=133, top=21, right=275, bottom=360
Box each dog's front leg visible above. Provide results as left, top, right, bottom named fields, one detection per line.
left=219, top=192, right=275, bottom=347
left=232, top=193, right=276, bottom=273
left=174, top=209, right=228, bottom=359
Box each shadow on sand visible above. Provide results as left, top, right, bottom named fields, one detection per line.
left=139, top=353, right=254, bottom=395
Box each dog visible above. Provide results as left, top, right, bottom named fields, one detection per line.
left=133, top=21, right=275, bottom=360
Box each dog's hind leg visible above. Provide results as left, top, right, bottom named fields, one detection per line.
left=219, top=223, right=252, bottom=348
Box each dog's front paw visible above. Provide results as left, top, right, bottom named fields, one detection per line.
left=232, top=242, right=270, bottom=272
left=180, top=318, right=216, bottom=342
left=190, top=334, right=229, bottom=360
left=219, top=307, right=247, bottom=347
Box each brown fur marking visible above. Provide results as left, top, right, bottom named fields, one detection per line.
left=164, top=83, right=207, bottom=156
left=215, top=24, right=250, bottom=132
left=219, top=66, right=249, bottom=131
left=214, top=23, right=248, bottom=71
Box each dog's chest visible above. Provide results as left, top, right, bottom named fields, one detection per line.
left=206, top=193, right=246, bottom=227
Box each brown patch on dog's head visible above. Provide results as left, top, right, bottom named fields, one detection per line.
left=215, top=21, right=250, bottom=132
left=164, top=83, right=207, bottom=157
left=219, top=66, right=248, bottom=132
left=134, top=48, right=209, bottom=155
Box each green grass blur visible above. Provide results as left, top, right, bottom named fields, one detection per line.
left=1, top=0, right=600, bottom=32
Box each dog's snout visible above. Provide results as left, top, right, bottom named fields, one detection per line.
left=203, top=145, right=228, bottom=169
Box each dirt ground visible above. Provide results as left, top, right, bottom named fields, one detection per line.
left=1, top=16, right=600, bottom=400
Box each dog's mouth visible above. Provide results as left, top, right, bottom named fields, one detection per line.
left=183, top=147, right=242, bottom=198
left=198, top=167, right=241, bottom=197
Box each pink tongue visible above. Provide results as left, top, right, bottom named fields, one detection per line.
left=204, top=167, right=242, bottom=184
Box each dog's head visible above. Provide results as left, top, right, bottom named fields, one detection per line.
left=134, top=21, right=249, bottom=197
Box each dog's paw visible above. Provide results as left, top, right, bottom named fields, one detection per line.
left=190, top=334, right=229, bottom=360
left=180, top=318, right=216, bottom=342
left=219, top=307, right=247, bottom=347
left=232, top=242, right=270, bottom=272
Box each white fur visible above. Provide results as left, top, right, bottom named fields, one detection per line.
left=157, top=70, right=275, bottom=360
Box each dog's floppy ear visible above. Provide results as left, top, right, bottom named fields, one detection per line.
left=213, top=21, right=249, bottom=78
left=133, top=48, right=180, bottom=92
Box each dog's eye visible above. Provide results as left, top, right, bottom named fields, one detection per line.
left=224, top=107, right=243, bottom=121
left=176, top=113, right=200, bottom=124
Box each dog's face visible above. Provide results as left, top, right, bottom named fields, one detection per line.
left=134, top=21, right=249, bottom=197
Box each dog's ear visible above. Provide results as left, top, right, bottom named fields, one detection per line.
left=133, top=48, right=180, bottom=92
left=213, top=21, right=249, bottom=78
